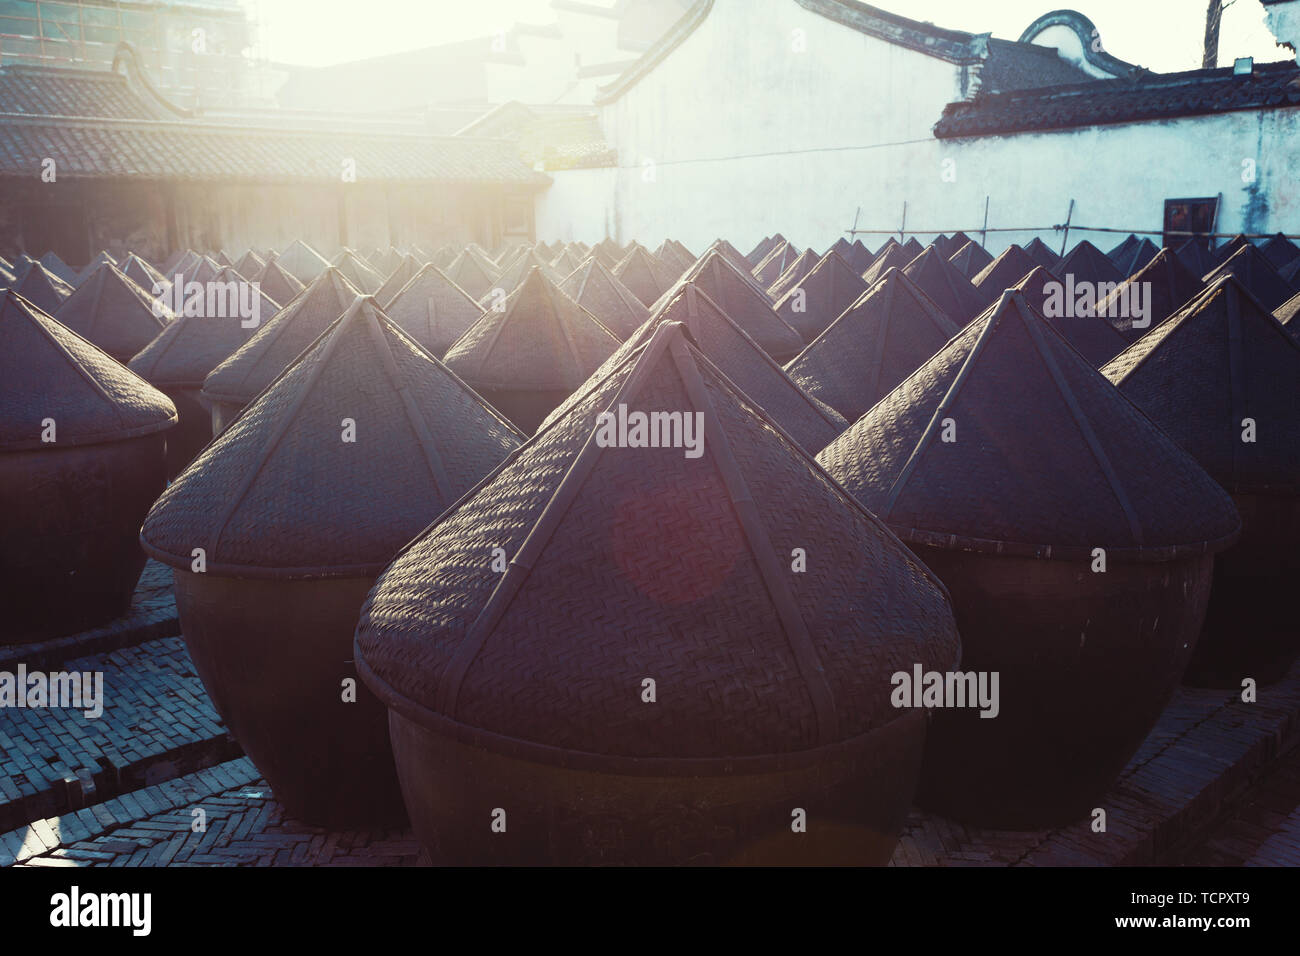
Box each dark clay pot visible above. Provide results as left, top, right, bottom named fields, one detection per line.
left=1183, top=492, right=1300, bottom=688
left=0, top=432, right=167, bottom=643
left=160, top=386, right=213, bottom=478
left=473, top=388, right=573, bottom=436
left=171, top=569, right=406, bottom=827
left=385, top=707, right=927, bottom=866
left=208, top=399, right=244, bottom=438
left=912, top=547, right=1214, bottom=829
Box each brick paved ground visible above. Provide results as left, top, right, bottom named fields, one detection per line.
left=0, top=561, right=177, bottom=673
left=3, top=758, right=422, bottom=867
left=1178, top=740, right=1300, bottom=866
left=891, top=663, right=1300, bottom=866
left=0, top=634, right=233, bottom=832
left=2, top=567, right=1298, bottom=866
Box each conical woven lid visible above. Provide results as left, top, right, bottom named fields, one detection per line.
left=746, top=235, right=777, bottom=265
left=1, top=291, right=176, bottom=451
left=1057, top=239, right=1123, bottom=287
left=254, top=259, right=304, bottom=308
left=120, top=254, right=168, bottom=297
left=861, top=243, right=912, bottom=286
left=445, top=250, right=499, bottom=300
left=752, top=240, right=798, bottom=288
left=488, top=249, right=562, bottom=302
left=38, top=251, right=76, bottom=285
left=931, top=234, right=957, bottom=259
left=74, top=251, right=117, bottom=286
left=53, top=264, right=169, bottom=361
left=1103, top=275, right=1300, bottom=494
left=1213, top=235, right=1252, bottom=265
left=382, top=264, right=484, bottom=358
left=14, top=262, right=73, bottom=314
left=550, top=247, right=583, bottom=277
left=142, top=297, right=522, bottom=576
left=234, top=249, right=266, bottom=278
left=161, top=249, right=198, bottom=277
left=1098, top=248, right=1202, bottom=340
left=354, top=320, right=959, bottom=767
left=375, top=254, right=422, bottom=307
left=276, top=239, right=330, bottom=283
left=817, top=290, right=1241, bottom=560
left=1023, top=236, right=1061, bottom=271
left=675, top=251, right=804, bottom=360
left=129, top=300, right=261, bottom=390
left=971, top=244, right=1036, bottom=296
left=543, top=283, right=846, bottom=452
left=376, top=247, right=405, bottom=277
left=213, top=265, right=281, bottom=323
left=11, top=253, right=38, bottom=281
left=202, top=268, right=360, bottom=405
left=1014, top=266, right=1127, bottom=366
left=669, top=238, right=696, bottom=266
left=845, top=239, right=874, bottom=273
left=1175, top=238, right=1215, bottom=279
left=706, top=238, right=753, bottom=277
left=183, top=256, right=222, bottom=286
left=652, top=240, right=691, bottom=275
left=613, top=246, right=675, bottom=307
left=0, top=261, right=15, bottom=287
left=829, top=237, right=854, bottom=262
left=948, top=239, right=993, bottom=279
left=766, top=248, right=819, bottom=300
left=902, top=245, right=988, bottom=324
left=1107, top=234, right=1138, bottom=261
left=559, top=257, right=649, bottom=339
left=787, top=268, right=959, bottom=424
left=899, top=238, right=924, bottom=260
left=1202, top=243, right=1297, bottom=311
left=443, top=267, right=619, bottom=392
left=331, top=249, right=384, bottom=295
left=1112, top=237, right=1159, bottom=277
left=774, top=251, right=868, bottom=341
left=1278, top=291, right=1299, bottom=331
left=1261, top=233, right=1300, bottom=270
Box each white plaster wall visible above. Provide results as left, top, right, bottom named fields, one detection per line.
left=535, top=165, right=620, bottom=242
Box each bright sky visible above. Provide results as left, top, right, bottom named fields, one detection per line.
left=246, top=0, right=1290, bottom=72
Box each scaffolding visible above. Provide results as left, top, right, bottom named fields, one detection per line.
left=0, top=0, right=266, bottom=108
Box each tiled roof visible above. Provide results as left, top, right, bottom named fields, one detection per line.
left=596, top=0, right=1101, bottom=104
left=0, top=65, right=163, bottom=120
left=0, top=64, right=549, bottom=186
left=936, top=59, right=1300, bottom=139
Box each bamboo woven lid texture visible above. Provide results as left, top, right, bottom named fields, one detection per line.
left=443, top=267, right=620, bottom=392
left=948, top=240, right=993, bottom=279
left=254, top=260, right=305, bottom=308
left=1202, top=244, right=1298, bottom=312
left=817, top=290, right=1241, bottom=561
left=674, top=251, right=804, bottom=359
left=1102, top=275, right=1300, bottom=495
left=902, top=245, right=989, bottom=324
left=54, top=263, right=169, bottom=361
left=541, top=283, right=846, bottom=452
left=381, top=264, right=484, bottom=358
left=1, top=291, right=176, bottom=451
left=1024, top=236, right=1062, bottom=271
left=773, top=251, right=868, bottom=341
left=1013, top=266, right=1127, bottom=367
left=613, top=246, right=677, bottom=308
left=354, top=320, right=959, bottom=768
left=12, top=262, right=73, bottom=314
left=202, top=267, right=360, bottom=405
left=559, top=257, right=650, bottom=340
left=1098, top=248, right=1203, bottom=340
left=971, top=244, right=1037, bottom=297
left=275, top=239, right=330, bottom=283
left=786, top=268, right=959, bottom=425
left=141, top=296, right=522, bottom=576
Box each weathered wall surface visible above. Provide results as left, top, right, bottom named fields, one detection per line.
left=534, top=0, right=1300, bottom=256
